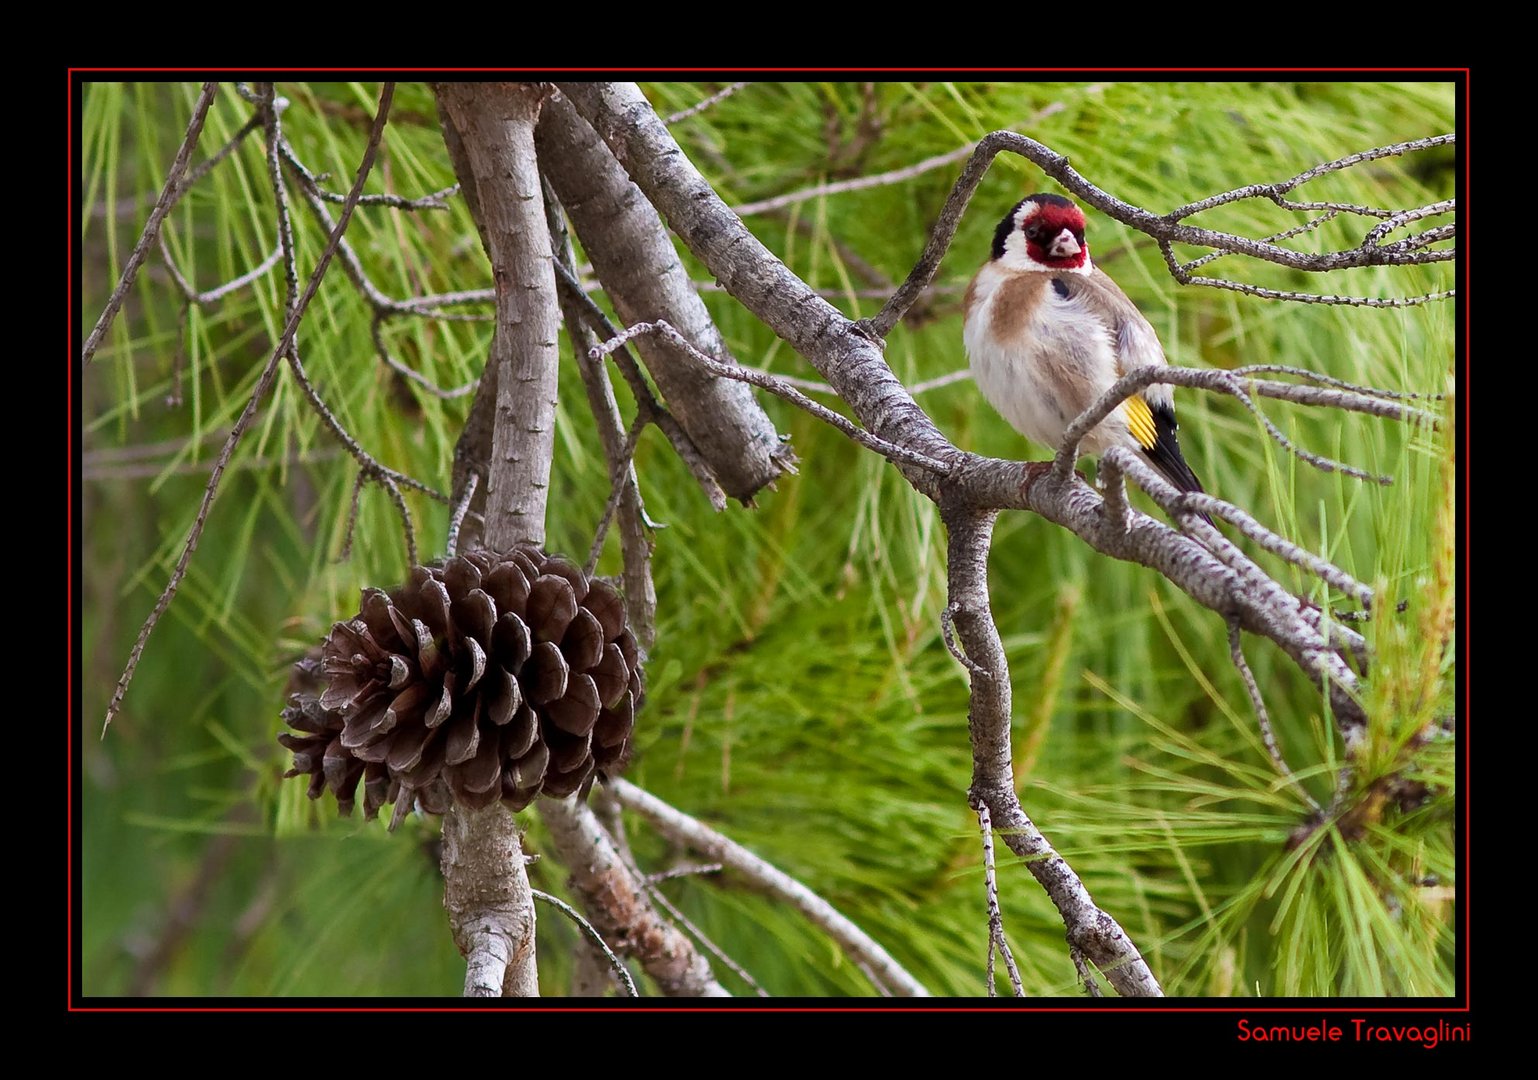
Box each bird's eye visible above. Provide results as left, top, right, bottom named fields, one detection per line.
left=1024, top=225, right=1043, bottom=240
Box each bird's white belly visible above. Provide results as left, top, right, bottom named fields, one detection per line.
left=964, top=284, right=1125, bottom=457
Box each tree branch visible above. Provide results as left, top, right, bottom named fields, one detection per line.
left=944, top=503, right=1163, bottom=995
left=538, top=795, right=731, bottom=997
left=432, top=79, right=562, bottom=998
left=537, top=92, right=795, bottom=503
left=867, top=130, right=1455, bottom=337
left=609, top=778, right=931, bottom=997
left=83, top=82, right=219, bottom=366
left=102, top=83, right=393, bottom=734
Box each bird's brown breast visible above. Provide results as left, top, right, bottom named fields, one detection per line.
left=965, top=268, right=1051, bottom=345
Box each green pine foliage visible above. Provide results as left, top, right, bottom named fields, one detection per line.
left=80, top=80, right=1456, bottom=997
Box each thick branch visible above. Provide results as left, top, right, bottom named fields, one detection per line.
left=437, top=83, right=561, bottom=549
left=442, top=803, right=538, bottom=997
left=943, top=503, right=1162, bottom=996
left=536, top=92, right=794, bottom=503
left=561, top=81, right=1371, bottom=735
left=432, top=80, right=560, bottom=999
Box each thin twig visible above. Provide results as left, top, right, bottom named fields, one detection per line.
left=159, top=229, right=284, bottom=306
left=941, top=603, right=989, bottom=678
left=642, top=878, right=769, bottom=997
left=610, top=778, right=931, bottom=997
left=976, top=802, right=1024, bottom=998
left=547, top=186, right=659, bottom=649
left=1231, top=365, right=1442, bottom=403
left=644, top=862, right=725, bottom=885
left=590, top=321, right=950, bottom=476
left=585, top=413, right=647, bottom=576
left=280, top=138, right=496, bottom=321
left=338, top=469, right=367, bottom=561
left=303, top=181, right=459, bottom=210
left=531, top=890, right=638, bottom=998
left=1181, top=489, right=1373, bottom=609
left=84, top=82, right=219, bottom=365
left=445, top=470, right=478, bottom=557
left=1070, top=946, right=1104, bottom=998
left=102, top=83, right=395, bottom=734
left=551, top=260, right=728, bottom=510
left=1228, top=620, right=1322, bottom=812
left=370, top=315, right=478, bottom=399
left=665, top=81, right=749, bottom=125
left=762, top=366, right=971, bottom=398
left=734, top=138, right=979, bottom=218
left=1095, top=455, right=1134, bottom=533
left=1052, top=365, right=1429, bottom=488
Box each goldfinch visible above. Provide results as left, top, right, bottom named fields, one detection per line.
left=963, top=193, right=1206, bottom=503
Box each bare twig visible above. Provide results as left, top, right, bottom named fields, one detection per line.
left=1051, top=364, right=1431, bottom=488
left=102, top=83, right=394, bottom=734
left=369, top=315, right=478, bottom=399
left=1071, top=946, right=1104, bottom=998
left=531, top=890, right=638, bottom=997
left=584, top=414, right=647, bottom=577
left=338, top=468, right=367, bottom=561
left=762, top=367, right=971, bottom=399
left=976, top=801, right=1024, bottom=998
left=84, top=82, right=219, bottom=366
left=538, top=795, right=731, bottom=997
left=644, top=862, right=725, bottom=885
left=944, top=503, right=1163, bottom=996
left=591, top=321, right=949, bottom=476
left=867, top=130, right=1455, bottom=337
left=445, top=470, right=477, bottom=557
left=941, top=602, right=990, bottom=678
left=609, top=778, right=931, bottom=997
left=665, top=81, right=749, bottom=124
left=261, top=84, right=441, bottom=573
left=734, top=138, right=979, bottom=218
left=159, top=229, right=283, bottom=306
left=280, top=138, right=496, bottom=321
left=299, top=180, right=459, bottom=210
left=641, top=877, right=769, bottom=997
left=546, top=187, right=659, bottom=648
left=552, top=259, right=728, bottom=511
left=1229, top=619, right=1321, bottom=812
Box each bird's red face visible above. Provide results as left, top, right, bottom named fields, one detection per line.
left=1018, top=198, right=1088, bottom=270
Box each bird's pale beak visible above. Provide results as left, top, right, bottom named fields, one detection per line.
left=1048, top=230, right=1081, bottom=258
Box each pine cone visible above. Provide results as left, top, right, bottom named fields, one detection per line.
left=280, top=547, right=641, bottom=822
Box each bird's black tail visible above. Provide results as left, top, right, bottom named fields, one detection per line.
left=1143, top=403, right=1213, bottom=528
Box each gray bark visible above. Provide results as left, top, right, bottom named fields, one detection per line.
left=432, top=80, right=563, bottom=998
left=438, top=82, right=561, bottom=549
left=536, top=92, right=794, bottom=504
left=539, top=796, right=731, bottom=996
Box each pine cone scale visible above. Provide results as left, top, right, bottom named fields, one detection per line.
left=282, top=545, right=642, bottom=825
